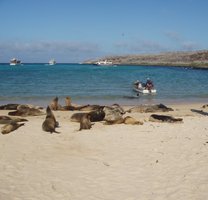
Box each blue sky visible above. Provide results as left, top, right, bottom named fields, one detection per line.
left=0, top=0, right=207, bottom=62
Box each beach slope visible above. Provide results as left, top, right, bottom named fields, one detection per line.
left=0, top=103, right=208, bottom=200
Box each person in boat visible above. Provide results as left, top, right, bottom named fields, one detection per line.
left=145, top=78, right=154, bottom=90
left=134, top=80, right=143, bottom=89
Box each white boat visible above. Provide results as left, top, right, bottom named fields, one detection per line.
left=49, top=59, right=56, bottom=65
left=94, top=60, right=114, bottom=66
left=10, top=58, right=21, bottom=66
left=133, top=80, right=156, bottom=94
left=133, top=87, right=157, bottom=94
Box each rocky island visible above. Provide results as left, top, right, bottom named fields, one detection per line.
left=85, top=50, right=208, bottom=69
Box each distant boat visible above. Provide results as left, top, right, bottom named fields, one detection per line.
left=94, top=60, right=114, bottom=66
left=49, top=59, right=56, bottom=65
left=10, top=58, right=21, bottom=66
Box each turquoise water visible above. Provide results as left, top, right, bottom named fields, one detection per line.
left=0, top=63, right=208, bottom=107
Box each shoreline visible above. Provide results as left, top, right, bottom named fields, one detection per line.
left=0, top=97, right=207, bottom=109
left=1, top=62, right=208, bottom=69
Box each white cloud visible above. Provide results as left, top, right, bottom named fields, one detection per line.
left=165, top=30, right=201, bottom=51
left=165, top=31, right=182, bottom=42
left=0, top=41, right=100, bottom=53
left=0, top=40, right=101, bottom=62
left=181, top=41, right=199, bottom=51
left=114, top=40, right=167, bottom=54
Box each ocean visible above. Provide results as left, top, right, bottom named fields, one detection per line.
left=0, top=63, right=208, bottom=107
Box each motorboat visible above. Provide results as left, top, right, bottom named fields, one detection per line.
left=133, top=80, right=157, bottom=94
left=94, top=60, right=114, bottom=66
left=49, top=59, right=56, bottom=65
left=10, top=58, right=21, bottom=66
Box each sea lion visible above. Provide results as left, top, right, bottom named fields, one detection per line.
left=50, top=96, right=59, bottom=110
left=78, top=105, right=104, bottom=111
left=104, top=118, right=124, bottom=125
left=0, top=116, right=28, bottom=124
left=1, top=121, right=25, bottom=134
left=0, top=104, right=20, bottom=110
left=103, top=106, right=124, bottom=122
left=127, top=104, right=174, bottom=113
left=191, top=109, right=208, bottom=116
left=71, top=108, right=105, bottom=122
left=42, top=106, right=59, bottom=133
left=202, top=104, right=208, bottom=108
left=71, top=112, right=86, bottom=122
left=104, top=116, right=143, bottom=125
left=88, top=108, right=105, bottom=122
left=123, top=116, right=143, bottom=125
left=8, top=105, right=44, bottom=117
left=65, top=96, right=72, bottom=107
left=49, top=96, right=63, bottom=111
left=62, top=96, right=81, bottom=111
left=149, top=114, right=183, bottom=123
left=79, top=113, right=92, bottom=131
left=111, top=104, right=125, bottom=114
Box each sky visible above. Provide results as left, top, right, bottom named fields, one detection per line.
left=0, top=0, right=207, bottom=63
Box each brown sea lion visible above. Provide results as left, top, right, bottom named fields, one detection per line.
left=1, top=121, right=25, bottom=134
left=127, top=104, right=174, bottom=113
left=62, top=96, right=80, bottom=111
left=123, top=116, right=143, bottom=125
left=202, top=104, right=208, bottom=108
left=65, top=96, right=72, bottom=107
left=71, top=108, right=105, bottom=122
left=104, top=116, right=143, bottom=125
left=149, top=114, right=183, bottom=123
left=78, top=105, right=104, bottom=111
left=111, top=104, right=126, bottom=114
left=0, top=116, right=28, bottom=124
left=42, top=106, right=59, bottom=133
left=70, top=112, right=86, bottom=122
left=8, top=105, right=44, bottom=117
left=16, top=104, right=43, bottom=110
left=103, top=106, right=124, bottom=121
left=104, top=118, right=124, bottom=125
left=79, top=113, right=92, bottom=131
left=0, top=104, right=20, bottom=110
left=50, top=96, right=59, bottom=111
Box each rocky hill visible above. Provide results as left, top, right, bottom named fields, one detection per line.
left=85, top=50, right=208, bottom=69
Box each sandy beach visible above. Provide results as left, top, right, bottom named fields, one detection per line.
left=0, top=103, right=208, bottom=200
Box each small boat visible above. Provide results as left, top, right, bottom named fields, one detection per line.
left=94, top=60, right=114, bottom=66
left=133, top=87, right=157, bottom=94
left=10, top=58, right=21, bottom=66
left=49, top=59, right=56, bottom=65
left=133, top=80, right=157, bottom=94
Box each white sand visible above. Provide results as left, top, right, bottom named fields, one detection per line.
left=0, top=103, right=208, bottom=200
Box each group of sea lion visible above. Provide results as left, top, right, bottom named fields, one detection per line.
left=48, top=97, right=147, bottom=131
left=0, top=97, right=185, bottom=134
left=0, top=104, right=44, bottom=134
left=49, top=96, right=102, bottom=111
left=0, top=116, right=28, bottom=134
